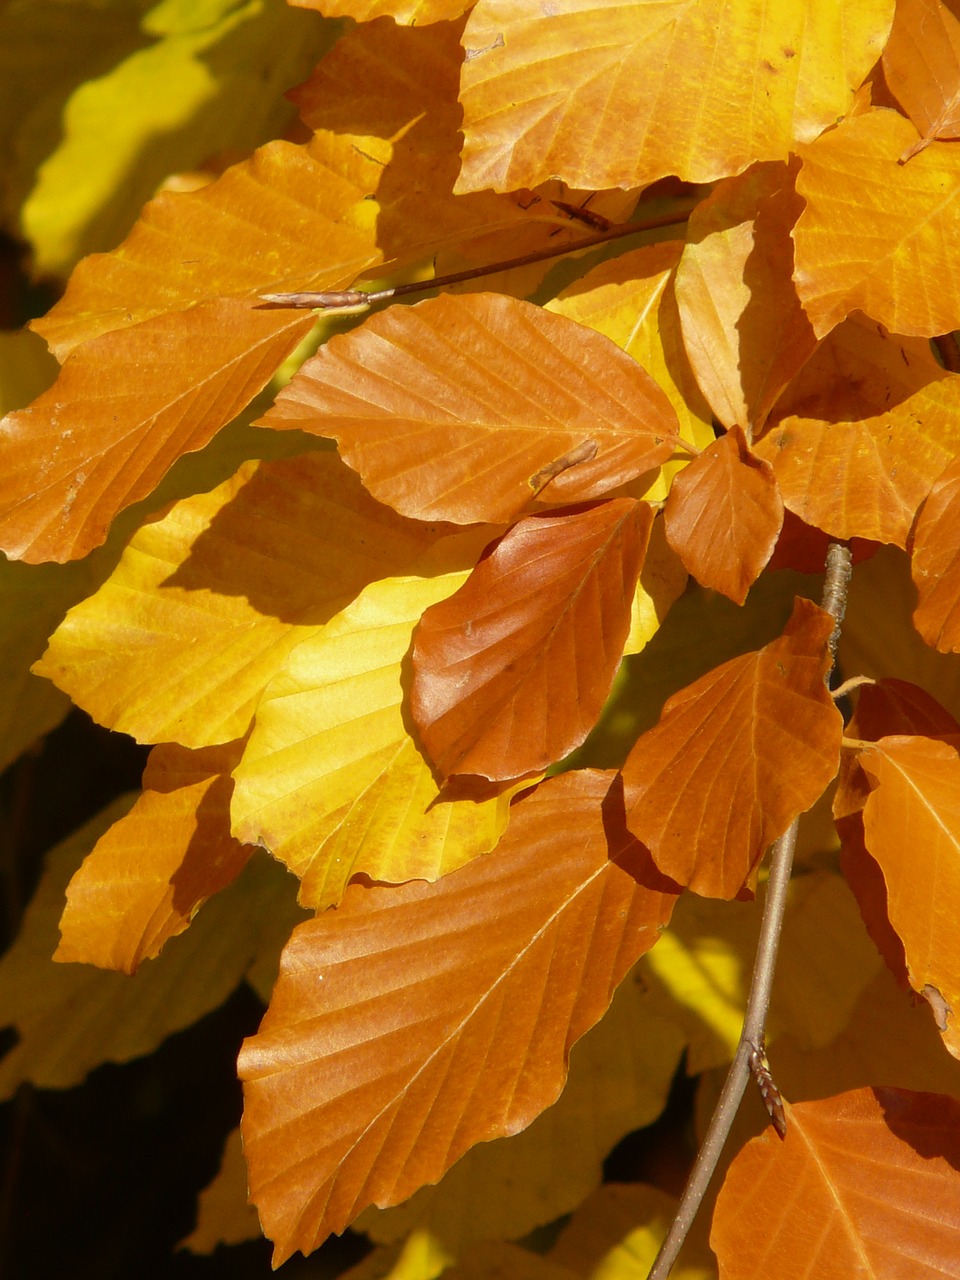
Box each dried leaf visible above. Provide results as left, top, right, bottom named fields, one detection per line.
left=664, top=426, right=783, bottom=605
left=912, top=453, right=960, bottom=651
left=883, top=0, right=960, bottom=157
left=622, top=597, right=841, bottom=897
left=260, top=294, right=679, bottom=524
left=239, top=770, right=679, bottom=1264
left=412, top=500, right=654, bottom=780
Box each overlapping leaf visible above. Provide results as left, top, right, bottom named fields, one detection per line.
left=674, top=160, right=818, bottom=433
left=622, top=598, right=842, bottom=897
left=260, top=294, right=679, bottom=524
left=794, top=108, right=960, bottom=338
left=883, top=0, right=960, bottom=158
left=456, top=0, right=892, bottom=192
left=55, top=740, right=250, bottom=974
left=231, top=569, right=522, bottom=910
left=712, top=1087, right=960, bottom=1279
left=912, top=453, right=960, bottom=650
left=859, top=734, right=960, bottom=1057
left=239, top=770, right=680, bottom=1265
left=664, top=426, right=783, bottom=605
left=33, top=452, right=446, bottom=747
left=412, top=500, right=653, bottom=780
left=752, top=315, right=960, bottom=546
left=290, top=0, right=468, bottom=18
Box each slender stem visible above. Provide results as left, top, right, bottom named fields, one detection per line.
left=258, top=204, right=697, bottom=312
left=645, top=543, right=853, bottom=1280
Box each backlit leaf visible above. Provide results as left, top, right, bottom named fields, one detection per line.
left=859, top=734, right=960, bottom=1057
left=712, top=1087, right=960, bottom=1279
left=55, top=740, right=250, bottom=974
left=290, top=0, right=467, bottom=17
left=664, top=426, right=783, bottom=605
left=231, top=570, right=521, bottom=910
left=882, top=0, right=960, bottom=158
left=260, top=294, right=679, bottom=525
left=239, top=770, right=680, bottom=1265
left=622, top=597, right=841, bottom=897
left=675, top=160, right=817, bottom=433
left=912, top=453, right=960, bottom=651
left=752, top=315, right=960, bottom=546
left=34, top=452, right=446, bottom=747
left=794, top=108, right=960, bottom=338
left=412, top=500, right=654, bottom=780
left=456, top=0, right=892, bottom=193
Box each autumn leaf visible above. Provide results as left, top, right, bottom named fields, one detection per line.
left=411, top=500, right=653, bottom=780
left=793, top=108, right=960, bottom=338
left=456, top=0, right=893, bottom=193
left=711, top=1087, right=960, bottom=1279
left=674, top=159, right=817, bottom=434
left=912, top=452, right=960, bottom=651
left=55, top=740, right=250, bottom=974
left=882, top=0, right=960, bottom=158
left=239, top=770, right=679, bottom=1265
left=664, top=426, right=783, bottom=605
left=859, top=734, right=960, bottom=1057
left=622, top=597, right=842, bottom=898
left=260, top=293, right=679, bottom=525
left=289, top=0, right=468, bottom=19
left=752, top=315, right=960, bottom=546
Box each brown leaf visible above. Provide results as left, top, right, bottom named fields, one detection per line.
left=622, top=597, right=841, bottom=897
left=411, top=500, right=653, bottom=780
left=259, top=294, right=679, bottom=524
left=712, top=1087, right=960, bottom=1279
left=912, top=452, right=960, bottom=651
left=238, top=770, right=680, bottom=1264
left=664, top=426, right=783, bottom=605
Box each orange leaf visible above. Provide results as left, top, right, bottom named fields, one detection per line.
left=859, top=734, right=960, bottom=1056
left=622, top=597, right=841, bottom=897
left=456, top=0, right=892, bottom=193
left=752, top=315, right=960, bottom=546
left=55, top=741, right=250, bottom=974
left=794, top=108, right=960, bottom=338
left=289, top=0, right=468, bottom=21
left=912, top=453, right=960, bottom=651
left=238, top=769, right=679, bottom=1264
left=664, top=426, right=783, bottom=605
left=675, top=160, right=817, bottom=433
left=712, top=1087, right=960, bottom=1279
left=0, top=302, right=314, bottom=564
left=411, top=499, right=654, bottom=780
left=883, top=0, right=960, bottom=158
left=260, top=294, right=679, bottom=524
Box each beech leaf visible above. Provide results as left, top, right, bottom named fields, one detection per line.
left=859, top=734, right=960, bottom=1058
left=411, top=499, right=654, bottom=780
left=456, top=0, right=892, bottom=193
left=712, top=1087, right=960, bottom=1279
left=664, top=426, right=783, bottom=605
left=622, top=597, right=842, bottom=897
left=259, top=294, right=679, bottom=525
left=911, top=452, right=960, bottom=651
left=882, top=0, right=960, bottom=158
left=238, top=770, right=680, bottom=1265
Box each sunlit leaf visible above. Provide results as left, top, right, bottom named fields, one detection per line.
left=712, top=1087, right=960, bottom=1279
left=623, top=516, right=689, bottom=657
left=34, top=452, right=446, bottom=747
left=882, top=0, right=960, bottom=158
left=289, top=0, right=468, bottom=18
left=912, top=452, right=960, bottom=651
left=859, top=734, right=960, bottom=1058
left=456, top=0, right=892, bottom=193
left=239, top=770, right=680, bottom=1265
left=55, top=740, right=250, bottom=973
left=231, top=569, right=522, bottom=910
left=664, top=426, right=783, bottom=605
left=794, top=108, right=960, bottom=338
left=412, top=500, right=653, bottom=780
left=622, top=598, right=841, bottom=897
left=752, top=315, right=960, bottom=546
left=675, top=160, right=817, bottom=433
left=260, top=294, right=679, bottom=524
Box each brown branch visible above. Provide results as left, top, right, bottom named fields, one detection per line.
left=645, top=542, right=854, bottom=1280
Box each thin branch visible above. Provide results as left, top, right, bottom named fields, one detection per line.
left=257, top=203, right=697, bottom=312
left=645, top=542, right=854, bottom=1280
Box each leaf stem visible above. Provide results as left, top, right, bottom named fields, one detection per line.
left=645, top=542, right=853, bottom=1280
left=258, top=204, right=697, bottom=312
